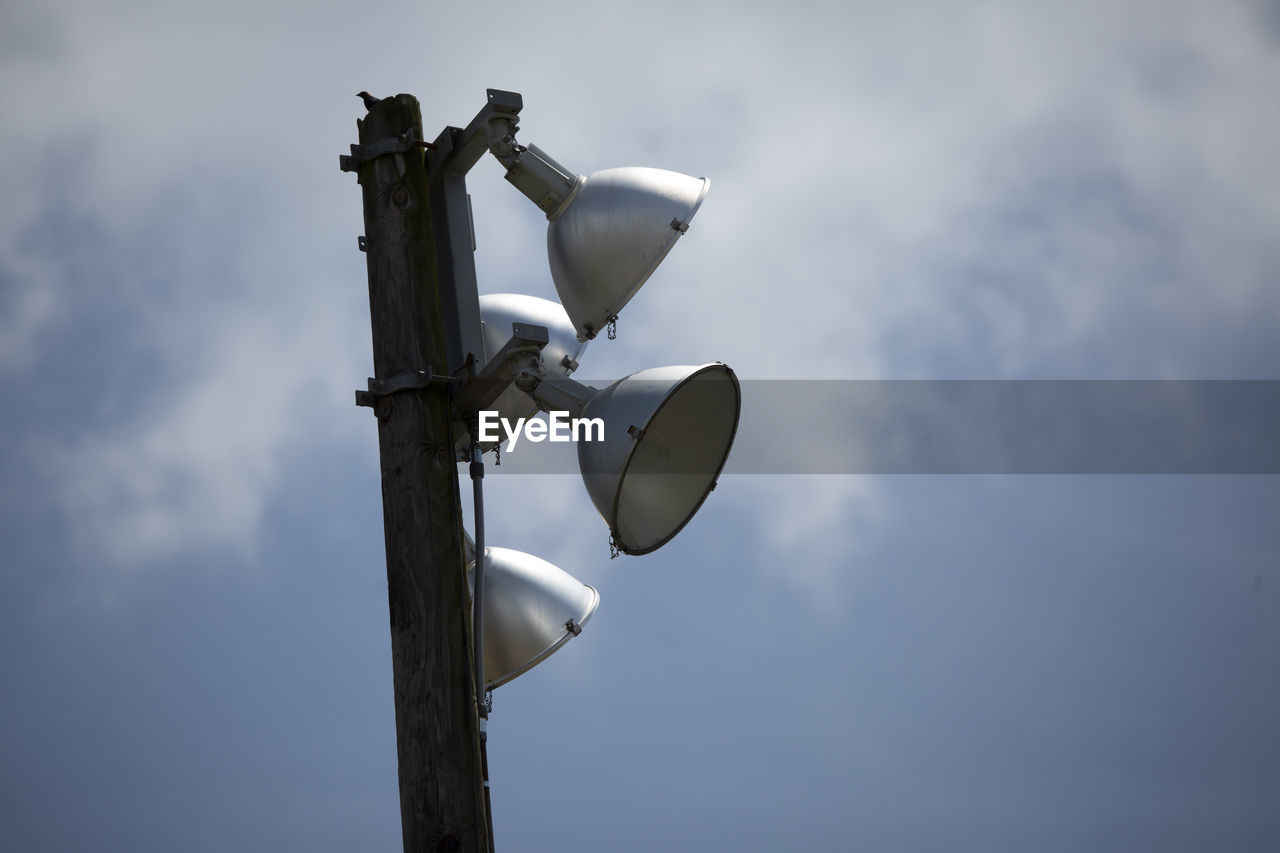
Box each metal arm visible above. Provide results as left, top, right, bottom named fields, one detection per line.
left=492, top=139, right=581, bottom=219
left=476, top=93, right=582, bottom=219
left=524, top=372, right=596, bottom=418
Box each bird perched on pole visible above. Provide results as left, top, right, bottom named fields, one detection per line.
left=358, top=91, right=381, bottom=111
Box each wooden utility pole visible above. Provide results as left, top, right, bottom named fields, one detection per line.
left=350, top=94, right=488, bottom=853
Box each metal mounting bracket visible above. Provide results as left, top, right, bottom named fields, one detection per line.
left=339, top=128, right=437, bottom=173
left=355, top=370, right=459, bottom=407
left=428, top=89, right=524, bottom=179
left=452, top=323, right=550, bottom=419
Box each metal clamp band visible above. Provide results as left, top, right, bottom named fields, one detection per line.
left=339, top=128, right=438, bottom=173
left=355, top=370, right=459, bottom=407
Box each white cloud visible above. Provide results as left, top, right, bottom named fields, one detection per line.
left=0, top=256, right=60, bottom=371
left=593, top=1, right=1280, bottom=378
left=6, top=0, right=1279, bottom=579
left=710, top=474, right=885, bottom=615
left=51, top=311, right=325, bottom=566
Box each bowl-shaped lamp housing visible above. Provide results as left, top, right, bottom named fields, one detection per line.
left=478, top=293, right=586, bottom=432
left=577, top=363, right=740, bottom=555
left=548, top=167, right=709, bottom=342
left=468, top=546, right=599, bottom=690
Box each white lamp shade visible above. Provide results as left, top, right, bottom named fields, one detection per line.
left=478, top=293, right=587, bottom=427
left=467, top=545, right=599, bottom=690
left=577, top=363, right=740, bottom=555
left=547, top=167, right=710, bottom=342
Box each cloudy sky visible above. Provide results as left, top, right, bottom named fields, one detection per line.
left=2, top=1, right=1278, bottom=850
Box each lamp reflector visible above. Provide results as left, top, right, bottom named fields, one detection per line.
left=467, top=545, right=599, bottom=690
left=547, top=167, right=710, bottom=341
left=478, top=293, right=586, bottom=427
left=577, top=363, right=740, bottom=555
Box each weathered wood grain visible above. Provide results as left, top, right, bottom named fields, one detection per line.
left=357, top=94, right=486, bottom=853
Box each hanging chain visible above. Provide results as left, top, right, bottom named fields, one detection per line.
left=492, top=444, right=500, bottom=467
left=609, top=535, right=620, bottom=559
left=483, top=691, right=494, bottom=715
left=606, top=315, right=617, bottom=340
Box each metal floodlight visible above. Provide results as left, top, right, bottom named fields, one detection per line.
left=348, top=89, right=735, bottom=848
left=485, top=116, right=709, bottom=342
left=478, top=293, right=586, bottom=426
left=528, top=363, right=741, bottom=555
left=545, top=167, right=709, bottom=342
left=466, top=544, right=599, bottom=690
